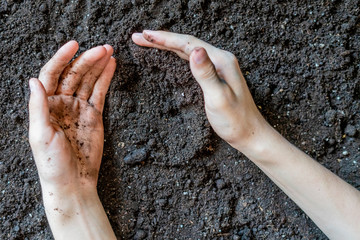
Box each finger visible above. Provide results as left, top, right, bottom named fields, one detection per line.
left=89, top=57, right=116, bottom=113
left=75, top=44, right=114, bottom=100
left=136, top=30, right=217, bottom=57
left=39, top=40, right=79, bottom=96
left=29, top=78, right=54, bottom=145
left=56, top=46, right=107, bottom=96
left=132, top=33, right=189, bottom=60
left=189, top=47, right=224, bottom=96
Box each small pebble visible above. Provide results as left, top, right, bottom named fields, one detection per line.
left=14, top=225, right=19, bottom=232
left=160, top=131, right=167, bottom=138
left=345, top=124, right=357, bottom=137
left=243, top=173, right=252, bottom=181
left=155, top=198, right=167, bottom=207
left=147, top=138, right=156, bottom=148
left=325, top=110, right=337, bottom=124
left=328, top=138, right=336, bottom=145
left=264, top=87, right=271, bottom=96
left=123, top=147, right=147, bottom=165
left=342, top=150, right=349, bottom=156
left=76, top=25, right=84, bottom=32
left=39, top=3, right=47, bottom=13
left=134, top=229, right=146, bottom=240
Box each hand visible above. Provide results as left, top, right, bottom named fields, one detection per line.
left=132, top=30, right=268, bottom=151
left=29, top=41, right=117, bottom=239
left=29, top=40, right=116, bottom=194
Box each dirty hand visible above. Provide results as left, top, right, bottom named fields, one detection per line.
left=29, top=41, right=116, bottom=239
left=29, top=40, right=116, bottom=194
left=132, top=31, right=268, bottom=151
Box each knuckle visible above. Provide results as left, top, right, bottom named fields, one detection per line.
left=201, top=66, right=217, bottom=80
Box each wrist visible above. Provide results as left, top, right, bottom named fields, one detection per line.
left=232, top=119, right=284, bottom=163
left=42, top=185, right=100, bottom=218
left=42, top=185, right=116, bottom=239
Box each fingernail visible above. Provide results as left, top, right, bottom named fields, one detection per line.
left=143, top=30, right=153, bottom=34
left=29, top=78, right=36, bottom=92
left=67, top=40, right=78, bottom=45
left=193, top=47, right=207, bottom=64
left=132, top=32, right=141, bottom=38
left=103, top=44, right=114, bottom=55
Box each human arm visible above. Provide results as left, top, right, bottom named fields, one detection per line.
left=29, top=41, right=116, bottom=239
left=132, top=30, right=360, bottom=239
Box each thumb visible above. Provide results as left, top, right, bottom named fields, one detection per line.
left=29, top=78, right=52, bottom=140
left=189, top=47, right=223, bottom=95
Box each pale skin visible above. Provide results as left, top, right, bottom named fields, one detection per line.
left=29, top=31, right=360, bottom=239
left=29, top=41, right=116, bottom=239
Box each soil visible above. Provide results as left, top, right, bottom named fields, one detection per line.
left=1, top=0, right=359, bottom=239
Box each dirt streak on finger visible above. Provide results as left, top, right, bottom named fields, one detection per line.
left=89, top=57, right=116, bottom=114
left=142, top=30, right=219, bottom=57
left=132, top=33, right=189, bottom=60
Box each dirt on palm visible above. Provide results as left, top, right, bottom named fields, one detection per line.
left=1, top=0, right=359, bottom=239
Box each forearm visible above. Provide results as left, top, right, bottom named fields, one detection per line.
left=238, top=124, right=360, bottom=239
left=42, top=186, right=116, bottom=240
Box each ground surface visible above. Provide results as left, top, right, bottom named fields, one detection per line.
left=1, top=0, right=359, bottom=239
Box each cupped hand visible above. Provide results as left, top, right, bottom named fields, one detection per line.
left=132, top=31, right=268, bottom=151
left=29, top=41, right=116, bottom=193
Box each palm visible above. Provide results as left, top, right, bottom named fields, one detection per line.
left=45, top=95, right=104, bottom=186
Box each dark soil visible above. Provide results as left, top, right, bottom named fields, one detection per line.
left=1, top=0, right=359, bottom=239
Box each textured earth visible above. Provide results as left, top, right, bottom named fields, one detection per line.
left=1, top=0, right=359, bottom=239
